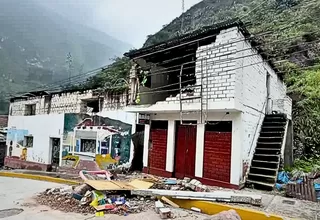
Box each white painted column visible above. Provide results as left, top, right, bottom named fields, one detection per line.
left=143, top=124, right=150, bottom=167
left=59, top=137, right=63, bottom=167
left=230, top=113, right=242, bottom=185
left=95, top=132, right=99, bottom=155
left=165, top=120, right=175, bottom=172
left=129, top=119, right=137, bottom=163
left=109, top=135, right=113, bottom=154
left=195, top=123, right=205, bottom=178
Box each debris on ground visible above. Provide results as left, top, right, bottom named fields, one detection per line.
left=36, top=184, right=155, bottom=215
left=35, top=172, right=264, bottom=217
left=204, top=210, right=242, bottom=220
left=275, top=170, right=320, bottom=202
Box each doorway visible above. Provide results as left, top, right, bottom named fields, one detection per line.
left=174, top=121, right=197, bottom=179
left=50, top=138, right=61, bottom=168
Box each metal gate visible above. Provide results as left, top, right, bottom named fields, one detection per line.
left=174, top=124, right=197, bottom=179
left=0, top=141, right=6, bottom=166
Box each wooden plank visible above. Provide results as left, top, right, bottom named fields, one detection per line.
left=128, top=179, right=154, bottom=189
left=161, top=196, right=180, bottom=208
left=85, top=180, right=135, bottom=191
left=310, top=179, right=317, bottom=202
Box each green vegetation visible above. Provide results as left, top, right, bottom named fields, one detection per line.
left=144, top=0, right=320, bottom=162
left=285, top=158, right=320, bottom=173
left=74, top=57, right=132, bottom=93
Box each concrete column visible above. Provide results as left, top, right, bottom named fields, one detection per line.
left=166, top=120, right=175, bottom=172
left=143, top=124, right=150, bottom=167
left=109, top=135, right=113, bottom=154
left=59, top=137, right=63, bottom=167
left=195, top=123, right=205, bottom=178
left=230, top=113, right=242, bottom=185
left=129, top=119, right=137, bottom=163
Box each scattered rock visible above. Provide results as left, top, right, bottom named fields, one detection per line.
left=204, top=210, right=241, bottom=220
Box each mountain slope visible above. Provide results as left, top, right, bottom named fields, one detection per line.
left=0, top=0, right=131, bottom=107
left=145, top=0, right=320, bottom=64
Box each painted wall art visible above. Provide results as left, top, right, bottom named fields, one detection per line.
left=63, top=113, right=133, bottom=163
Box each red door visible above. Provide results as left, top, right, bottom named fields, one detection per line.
left=175, top=124, right=197, bottom=179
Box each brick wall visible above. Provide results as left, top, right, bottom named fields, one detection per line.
left=0, top=115, right=8, bottom=128
left=203, top=131, right=231, bottom=183
left=156, top=27, right=239, bottom=106
left=10, top=90, right=129, bottom=116
left=149, top=129, right=167, bottom=172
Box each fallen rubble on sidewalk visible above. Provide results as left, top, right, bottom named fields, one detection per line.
left=34, top=173, right=265, bottom=218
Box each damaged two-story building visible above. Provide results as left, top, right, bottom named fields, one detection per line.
left=6, top=88, right=137, bottom=170
left=124, top=20, right=293, bottom=189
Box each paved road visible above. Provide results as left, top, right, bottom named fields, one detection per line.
left=0, top=177, right=204, bottom=220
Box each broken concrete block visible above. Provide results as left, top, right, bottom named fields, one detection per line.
left=155, top=200, right=164, bottom=214
left=159, top=208, right=172, bottom=219
left=204, top=210, right=242, bottom=220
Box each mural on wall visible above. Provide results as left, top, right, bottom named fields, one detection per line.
left=6, top=128, right=28, bottom=159
left=63, top=113, right=132, bottom=163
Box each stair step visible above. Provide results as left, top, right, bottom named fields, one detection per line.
left=256, top=147, right=280, bottom=150
left=246, top=180, right=275, bottom=188
left=263, top=122, right=286, bottom=125
left=251, top=166, right=278, bottom=171
left=254, top=154, right=279, bottom=157
left=259, top=136, right=282, bottom=139
left=262, top=126, right=285, bottom=129
left=258, top=137, right=283, bottom=143
left=257, top=142, right=282, bottom=145
left=260, top=132, right=284, bottom=137
left=260, top=131, right=284, bottom=134
left=266, top=113, right=286, bottom=118
left=252, top=160, right=279, bottom=164
left=248, top=173, right=276, bottom=179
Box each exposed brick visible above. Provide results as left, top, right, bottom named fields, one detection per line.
left=149, top=129, right=167, bottom=172
left=203, top=132, right=231, bottom=183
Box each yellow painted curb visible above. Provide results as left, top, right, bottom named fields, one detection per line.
left=0, top=172, right=81, bottom=185
left=170, top=199, right=284, bottom=220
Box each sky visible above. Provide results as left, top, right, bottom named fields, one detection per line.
left=37, top=0, right=202, bottom=48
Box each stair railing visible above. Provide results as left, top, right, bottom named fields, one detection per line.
left=243, top=97, right=268, bottom=184
left=247, top=97, right=268, bottom=157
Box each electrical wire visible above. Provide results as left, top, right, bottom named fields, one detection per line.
left=4, top=30, right=320, bottom=100
left=4, top=41, right=320, bottom=102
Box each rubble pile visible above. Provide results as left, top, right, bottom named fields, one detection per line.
left=204, top=210, right=242, bottom=220
left=151, top=177, right=209, bottom=192
left=36, top=185, right=154, bottom=216
left=34, top=174, right=258, bottom=218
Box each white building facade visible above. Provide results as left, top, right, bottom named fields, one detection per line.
left=125, top=20, right=292, bottom=188
left=6, top=89, right=137, bottom=168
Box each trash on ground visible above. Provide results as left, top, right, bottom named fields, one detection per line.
left=35, top=173, right=263, bottom=216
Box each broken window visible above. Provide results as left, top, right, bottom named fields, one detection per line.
left=25, top=104, right=36, bottom=116
left=24, top=136, right=34, bottom=148
left=83, top=98, right=103, bottom=113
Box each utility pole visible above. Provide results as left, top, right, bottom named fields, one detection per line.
left=181, top=0, right=185, bottom=34
left=66, top=52, right=73, bottom=86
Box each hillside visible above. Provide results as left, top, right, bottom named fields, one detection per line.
left=0, top=0, right=131, bottom=113
left=144, top=0, right=320, bottom=158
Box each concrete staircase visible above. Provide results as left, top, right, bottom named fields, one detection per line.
left=247, top=114, right=287, bottom=190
